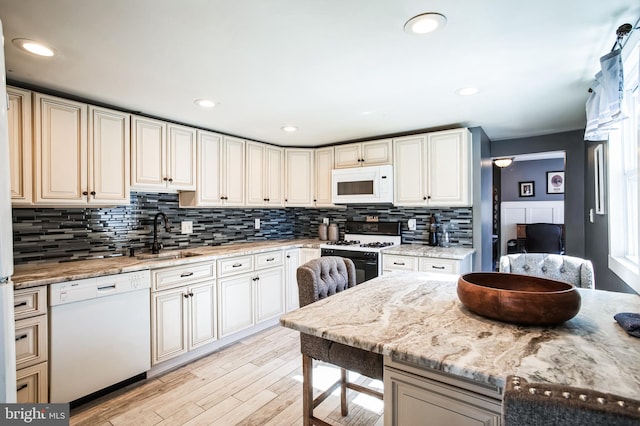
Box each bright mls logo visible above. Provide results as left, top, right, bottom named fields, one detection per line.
left=1, top=404, right=69, bottom=425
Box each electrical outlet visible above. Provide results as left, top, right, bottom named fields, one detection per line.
left=323, top=218, right=329, bottom=225
left=181, top=221, right=193, bottom=234
left=408, top=219, right=417, bottom=230
left=254, top=218, right=260, bottom=230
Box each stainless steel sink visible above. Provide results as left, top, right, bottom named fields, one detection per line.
left=135, top=251, right=201, bottom=261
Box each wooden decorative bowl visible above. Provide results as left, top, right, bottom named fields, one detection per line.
left=457, top=272, right=581, bottom=326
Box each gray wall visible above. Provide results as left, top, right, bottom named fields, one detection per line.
left=585, top=142, right=635, bottom=293
left=471, top=126, right=493, bottom=272
left=500, top=158, right=565, bottom=201
left=491, top=130, right=585, bottom=258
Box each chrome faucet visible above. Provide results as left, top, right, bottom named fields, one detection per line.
left=151, top=212, right=171, bottom=254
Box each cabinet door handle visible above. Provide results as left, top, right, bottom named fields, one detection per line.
left=14, top=301, right=27, bottom=308
left=266, top=257, right=275, bottom=262
left=431, top=265, right=446, bottom=270
left=232, top=263, right=242, bottom=268
left=168, top=178, right=173, bottom=183
left=393, top=262, right=405, bottom=266
left=163, top=177, right=168, bottom=181
left=183, top=293, right=189, bottom=299
left=82, top=191, right=88, bottom=196
left=17, top=383, right=28, bottom=392
left=180, top=272, right=194, bottom=278
left=90, top=191, right=96, bottom=196
left=15, top=334, right=28, bottom=341
left=423, top=196, right=427, bottom=200
left=286, top=255, right=290, bottom=258
left=189, top=292, right=194, bottom=297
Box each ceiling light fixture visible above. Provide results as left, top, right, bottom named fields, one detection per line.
left=194, top=99, right=216, bottom=108
left=12, top=38, right=55, bottom=57
left=404, top=13, right=447, bottom=35
left=281, top=125, right=298, bottom=133
left=494, top=158, right=514, bottom=168
left=456, top=87, right=479, bottom=96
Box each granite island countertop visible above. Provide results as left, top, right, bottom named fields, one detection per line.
left=382, top=244, right=475, bottom=260
left=12, top=238, right=322, bottom=289
left=279, top=271, right=640, bottom=400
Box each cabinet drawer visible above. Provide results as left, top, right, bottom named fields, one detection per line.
left=15, top=315, right=48, bottom=369
left=14, top=287, right=47, bottom=320
left=420, top=258, right=457, bottom=274
left=152, top=262, right=215, bottom=291
left=16, top=361, right=48, bottom=404
left=255, top=251, right=283, bottom=269
left=218, top=255, right=254, bottom=277
left=383, top=255, right=418, bottom=271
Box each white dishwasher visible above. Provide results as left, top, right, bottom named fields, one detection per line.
left=49, top=270, right=151, bottom=403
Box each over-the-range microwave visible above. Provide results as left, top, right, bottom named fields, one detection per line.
left=331, top=164, right=394, bottom=204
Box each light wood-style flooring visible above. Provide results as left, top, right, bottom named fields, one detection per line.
left=70, top=326, right=384, bottom=426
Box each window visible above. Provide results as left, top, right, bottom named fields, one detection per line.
left=608, top=41, right=640, bottom=293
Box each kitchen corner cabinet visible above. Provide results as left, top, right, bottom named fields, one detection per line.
left=217, top=251, right=285, bottom=338
left=334, top=139, right=392, bottom=169
left=384, top=358, right=502, bottom=426
left=314, top=147, right=335, bottom=207
left=284, top=248, right=301, bottom=311
left=8, top=87, right=33, bottom=205
left=131, top=116, right=196, bottom=191
left=179, top=133, right=245, bottom=207
left=246, top=141, right=284, bottom=207
left=284, top=148, right=314, bottom=207
left=394, top=128, right=472, bottom=207
left=14, top=286, right=48, bottom=403
left=151, top=262, right=217, bottom=365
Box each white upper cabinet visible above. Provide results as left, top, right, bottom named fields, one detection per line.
left=394, top=128, right=472, bottom=207
left=8, top=87, right=32, bottom=205
left=88, top=106, right=131, bottom=205
left=284, top=148, right=314, bottom=207
left=334, top=139, right=392, bottom=168
left=314, top=146, right=335, bottom=207
left=246, top=141, right=284, bottom=207
left=33, top=93, right=88, bottom=205
left=131, top=116, right=196, bottom=191
left=179, top=133, right=245, bottom=207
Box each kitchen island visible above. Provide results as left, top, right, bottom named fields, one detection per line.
left=279, top=271, right=640, bottom=423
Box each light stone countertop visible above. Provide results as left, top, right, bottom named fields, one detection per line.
left=382, top=244, right=475, bottom=260
left=279, top=271, right=640, bottom=400
left=12, top=239, right=322, bottom=289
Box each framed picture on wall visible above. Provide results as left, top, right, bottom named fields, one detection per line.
left=519, top=181, right=535, bottom=197
left=547, top=171, right=565, bottom=194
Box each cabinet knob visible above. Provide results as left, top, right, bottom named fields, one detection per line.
left=423, top=196, right=427, bottom=200
left=286, top=255, right=290, bottom=258
left=189, top=292, right=194, bottom=297
left=284, top=199, right=288, bottom=202
left=183, top=293, right=189, bottom=299
left=163, top=177, right=168, bottom=181
left=90, top=191, right=96, bottom=196
left=168, top=178, right=173, bottom=183
left=83, top=191, right=88, bottom=196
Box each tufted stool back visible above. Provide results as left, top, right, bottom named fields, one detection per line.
left=499, top=253, right=594, bottom=289
left=296, top=256, right=357, bottom=307
left=503, top=375, right=640, bottom=425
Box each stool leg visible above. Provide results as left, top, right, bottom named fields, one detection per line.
left=340, top=368, right=348, bottom=416
left=303, top=354, right=313, bottom=426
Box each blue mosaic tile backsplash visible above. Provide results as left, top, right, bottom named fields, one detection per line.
left=12, top=192, right=472, bottom=264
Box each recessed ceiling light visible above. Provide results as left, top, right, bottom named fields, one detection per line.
left=12, top=38, right=55, bottom=57
left=404, top=13, right=447, bottom=35
left=455, top=87, right=479, bottom=96
left=281, top=126, right=298, bottom=133
left=194, top=98, right=216, bottom=108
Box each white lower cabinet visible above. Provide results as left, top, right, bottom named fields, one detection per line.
left=299, top=248, right=321, bottom=265
left=151, top=262, right=217, bottom=365
left=384, top=357, right=502, bottom=426
left=383, top=254, right=472, bottom=275
left=217, top=251, right=285, bottom=338
left=285, top=248, right=301, bottom=311
left=14, top=286, right=48, bottom=403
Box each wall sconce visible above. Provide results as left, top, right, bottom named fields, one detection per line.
left=494, top=158, right=514, bottom=168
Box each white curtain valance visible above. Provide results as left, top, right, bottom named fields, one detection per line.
left=584, top=49, right=626, bottom=141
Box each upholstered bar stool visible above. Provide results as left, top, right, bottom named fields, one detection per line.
left=296, top=256, right=383, bottom=426
left=503, top=375, right=640, bottom=425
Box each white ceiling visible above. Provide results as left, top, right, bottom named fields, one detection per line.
left=0, top=1, right=638, bottom=147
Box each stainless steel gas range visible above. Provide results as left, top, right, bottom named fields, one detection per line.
left=320, top=221, right=401, bottom=283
